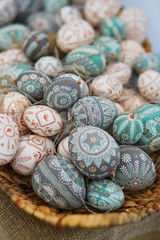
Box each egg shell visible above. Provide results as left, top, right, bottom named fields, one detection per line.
left=69, top=126, right=120, bottom=179
left=0, top=24, right=30, bottom=51
left=100, top=17, right=126, bottom=40
left=0, top=114, right=19, bottom=166
left=16, top=71, right=52, bottom=101
left=35, top=56, right=62, bottom=77
left=43, top=0, right=70, bottom=14
left=84, top=0, right=121, bottom=27
left=115, top=145, right=156, bottom=191
left=24, top=105, right=63, bottom=137
left=23, top=32, right=50, bottom=62
left=57, top=19, right=95, bottom=53
left=113, top=113, right=144, bottom=145
left=69, top=96, right=118, bottom=130
left=93, top=36, right=121, bottom=63
left=11, top=134, right=48, bottom=175
left=32, top=155, right=86, bottom=210
left=105, top=62, right=132, bottom=85
left=119, top=7, right=148, bottom=43
left=138, top=70, right=160, bottom=102
left=90, top=73, right=123, bottom=101
left=120, top=40, right=145, bottom=66
left=0, top=92, right=31, bottom=136
left=56, top=6, right=82, bottom=26
left=57, top=136, right=71, bottom=160
left=87, top=179, right=124, bottom=211
left=65, top=45, right=106, bottom=77
left=0, top=0, right=17, bottom=26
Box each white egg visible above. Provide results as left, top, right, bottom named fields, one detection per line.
left=56, top=6, right=82, bottom=26
left=57, top=136, right=71, bottom=160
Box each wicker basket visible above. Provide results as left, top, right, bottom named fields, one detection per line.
left=0, top=40, right=159, bottom=230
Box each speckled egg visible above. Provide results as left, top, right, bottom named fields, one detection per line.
left=120, top=40, right=145, bottom=66
left=57, top=136, right=71, bottom=160
left=119, top=7, right=148, bottom=43
left=138, top=70, right=160, bottom=103
left=115, top=146, right=156, bottom=191
left=105, top=62, right=132, bottom=85
left=113, top=113, right=144, bottom=145
left=87, top=179, right=124, bottom=211
left=100, top=17, right=126, bottom=40
left=69, top=126, right=120, bottom=179
left=56, top=6, right=82, bottom=26
left=0, top=114, right=19, bottom=166
left=93, top=36, right=121, bottom=63
left=133, top=53, right=160, bottom=75
left=57, top=19, right=95, bottom=53
left=43, top=0, right=70, bottom=14
left=0, top=0, right=17, bottom=26
left=16, top=71, right=52, bottom=101
left=69, top=96, right=118, bottom=130
left=90, top=73, right=123, bottom=101
left=23, top=32, right=50, bottom=62
left=32, top=155, right=86, bottom=210
left=24, top=105, right=63, bottom=137
left=0, top=92, right=31, bottom=136
left=65, top=45, right=106, bottom=77
left=84, top=0, right=121, bottom=27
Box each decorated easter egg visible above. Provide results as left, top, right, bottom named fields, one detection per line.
left=44, top=74, right=83, bottom=111
left=0, top=0, right=17, bottom=26
left=87, top=179, right=124, bottom=211
left=105, top=62, right=132, bottom=85
left=57, top=136, right=71, bottom=160
left=0, top=92, right=31, bottom=136
left=115, top=146, right=156, bottom=191
left=43, top=0, right=70, bottom=14
left=100, top=17, right=126, bottom=40
left=119, top=7, right=148, bottom=43
left=0, top=24, right=30, bottom=51
left=69, top=96, right=118, bottom=130
left=35, top=56, right=62, bottom=77
left=93, top=36, right=121, bottom=63
left=32, top=155, right=86, bottom=209
left=90, top=73, right=123, bottom=101
left=84, top=0, right=121, bottom=27
left=23, top=32, right=50, bottom=62
left=0, top=48, right=29, bottom=72
left=0, top=114, right=19, bottom=166
left=138, top=70, right=160, bottom=103
left=16, top=71, right=52, bottom=101
left=120, top=40, right=145, bottom=66
left=24, top=105, right=63, bottom=136
left=133, top=53, right=160, bottom=75
left=65, top=45, right=106, bottom=77
left=113, top=113, right=144, bottom=145
left=69, top=126, right=120, bottom=179
left=11, top=134, right=48, bottom=175
left=56, top=6, right=82, bottom=26
left=57, top=19, right=95, bottom=53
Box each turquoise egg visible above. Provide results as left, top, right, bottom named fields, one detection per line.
left=135, top=104, right=160, bottom=153
left=87, top=179, right=124, bottom=211
left=0, top=24, right=30, bottom=51
left=113, top=113, right=144, bottom=145
left=93, top=36, right=121, bottom=63
left=69, top=96, right=118, bottom=130
left=43, top=0, right=70, bottom=14
left=65, top=45, right=106, bottom=77
left=32, top=155, right=86, bottom=210
left=115, top=146, right=156, bottom=191
left=133, top=53, right=160, bottom=75
left=100, top=17, right=127, bottom=40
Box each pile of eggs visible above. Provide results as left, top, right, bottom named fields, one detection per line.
left=0, top=0, right=159, bottom=213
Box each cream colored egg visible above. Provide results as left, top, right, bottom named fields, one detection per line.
left=24, top=105, right=63, bottom=137
left=84, top=0, right=121, bottom=27
left=105, top=62, right=132, bottom=85
left=0, top=114, right=19, bottom=166
left=0, top=92, right=31, bottom=136
left=57, top=136, right=71, bottom=160
left=138, top=70, right=160, bottom=103
left=56, top=6, right=82, bottom=26
left=56, top=19, right=95, bottom=53
left=120, top=40, right=145, bottom=66
left=90, top=73, right=123, bottom=101
left=119, top=7, right=148, bottom=43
